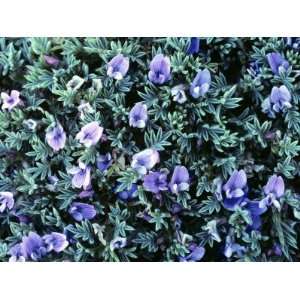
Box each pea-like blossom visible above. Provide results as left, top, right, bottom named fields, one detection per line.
left=46, top=123, right=66, bottom=152
left=76, top=121, right=103, bottom=147
left=143, top=171, right=168, bottom=194
left=97, top=153, right=112, bottom=172
left=266, top=52, right=289, bottom=75
left=244, top=199, right=268, bottom=230
left=179, top=243, right=205, bottom=262
left=131, top=148, right=160, bottom=175
left=148, top=54, right=171, bottom=85
left=171, top=84, right=187, bottom=104
left=186, top=37, right=200, bottom=55
left=110, top=237, right=127, bottom=251
left=44, top=55, right=60, bottom=67
left=68, top=161, right=91, bottom=190
left=1, top=90, right=21, bottom=111
left=189, top=69, right=211, bottom=98
left=169, top=166, right=190, bottom=194
left=21, top=232, right=47, bottom=261
left=0, top=192, right=14, bottom=213
left=107, top=54, right=129, bottom=80
left=222, top=170, right=247, bottom=211
left=129, top=102, right=148, bottom=128
left=43, top=232, right=69, bottom=253
left=68, top=202, right=96, bottom=221
left=263, top=85, right=291, bottom=118
left=224, top=235, right=246, bottom=258
left=9, top=243, right=25, bottom=262
left=116, top=183, right=138, bottom=202
left=260, top=175, right=285, bottom=210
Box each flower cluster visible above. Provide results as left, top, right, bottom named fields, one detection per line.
left=0, top=37, right=300, bottom=262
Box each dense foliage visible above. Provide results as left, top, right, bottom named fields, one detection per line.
left=1, top=37, right=300, bottom=261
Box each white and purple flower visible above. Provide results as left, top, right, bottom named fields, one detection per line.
left=148, top=54, right=171, bottom=85
left=9, top=243, right=26, bottom=262
left=68, top=161, right=91, bottom=190
left=68, top=202, right=96, bottom=222
left=1, top=90, right=21, bottom=111
left=131, top=148, right=160, bottom=175
left=190, top=69, right=211, bottom=98
left=266, top=52, right=289, bottom=75
left=260, top=175, right=285, bottom=210
left=76, top=121, right=103, bottom=147
left=21, top=232, right=47, bottom=261
left=46, top=123, right=66, bottom=152
left=222, top=169, right=247, bottom=211
left=129, top=102, right=148, bottom=128
left=43, top=232, right=69, bottom=253
left=107, top=54, right=129, bottom=80
left=262, top=85, right=291, bottom=117
left=169, top=166, right=190, bottom=194
left=0, top=192, right=14, bottom=213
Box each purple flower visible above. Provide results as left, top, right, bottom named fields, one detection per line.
left=143, top=171, right=168, bottom=194
left=224, top=236, right=246, bottom=258
left=131, top=148, right=160, bottom=175
left=244, top=199, right=268, bottom=230
left=97, top=153, right=112, bottom=172
left=222, top=170, right=247, bottom=211
left=171, top=84, right=187, bottom=104
left=260, top=175, right=285, bottom=210
left=68, top=161, right=91, bottom=190
left=69, top=202, right=96, bottom=221
left=267, top=52, right=289, bottom=75
left=129, top=102, right=148, bottom=128
left=187, top=37, right=200, bottom=55
left=44, top=55, right=60, bottom=67
left=148, top=54, right=171, bottom=85
left=21, top=232, right=47, bottom=261
left=189, top=69, right=211, bottom=98
left=110, top=237, right=127, bottom=251
left=1, top=90, right=21, bottom=111
left=9, top=243, right=25, bottom=262
left=76, top=121, right=103, bottom=147
left=169, top=166, right=190, bottom=194
left=46, top=123, right=66, bottom=152
left=270, top=86, right=292, bottom=112
left=116, top=183, right=138, bottom=202
left=0, top=192, right=14, bottom=213
left=43, top=232, right=69, bottom=253
left=107, top=54, right=129, bottom=80
left=262, top=86, right=292, bottom=117
left=179, top=243, right=205, bottom=262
